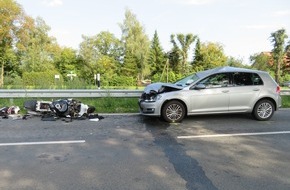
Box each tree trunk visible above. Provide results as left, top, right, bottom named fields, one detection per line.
left=0, top=61, right=3, bottom=87
left=275, top=58, right=282, bottom=84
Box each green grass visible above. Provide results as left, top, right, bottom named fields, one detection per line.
left=281, top=95, right=290, bottom=108
left=84, top=97, right=139, bottom=113
left=1, top=96, right=290, bottom=115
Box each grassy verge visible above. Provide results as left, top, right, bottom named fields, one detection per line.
left=281, top=95, right=290, bottom=108
left=1, top=96, right=289, bottom=114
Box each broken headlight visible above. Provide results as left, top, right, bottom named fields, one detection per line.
left=141, top=90, right=161, bottom=102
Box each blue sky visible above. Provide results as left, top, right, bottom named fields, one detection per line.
left=16, top=0, right=290, bottom=64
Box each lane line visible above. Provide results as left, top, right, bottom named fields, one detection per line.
left=0, top=140, right=85, bottom=146
left=177, top=131, right=290, bottom=139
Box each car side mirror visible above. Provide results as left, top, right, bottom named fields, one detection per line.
left=193, top=84, right=206, bottom=90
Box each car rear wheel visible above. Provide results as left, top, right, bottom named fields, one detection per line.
left=253, top=99, right=274, bottom=121
left=161, top=100, right=185, bottom=123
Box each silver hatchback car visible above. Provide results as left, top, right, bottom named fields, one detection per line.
left=139, top=66, right=282, bottom=122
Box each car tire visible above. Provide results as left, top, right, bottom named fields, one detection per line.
left=161, top=100, right=185, bottom=123
left=253, top=99, right=274, bottom=121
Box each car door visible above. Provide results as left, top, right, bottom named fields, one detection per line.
left=188, top=73, right=230, bottom=114
left=228, top=72, right=262, bottom=111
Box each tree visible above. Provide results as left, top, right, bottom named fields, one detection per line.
left=0, top=0, right=24, bottom=87
left=226, top=57, right=246, bottom=68
left=53, top=47, right=78, bottom=78
left=170, top=33, right=197, bottom=74
left=78, top=31, right=122, bottom=84
left=119, top=9, right=150, bottom=81
left=286, top=41, right=290, bottom=73
left=191, top=38, right=204, bottom=72
left=250, top=53, right=272, bottom=71
left=18, top=17, right=57, bottom=73
left=168, top=38, right=181, bottom=73
left=192, top=41, right=227, bottom=70
left=93, top=31, right=123, bottom=61
left=270, top=28, right=288, bottom=83
left=148, top=30, right=166, bottom=77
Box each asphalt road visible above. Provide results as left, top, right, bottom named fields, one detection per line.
left=0, top=109, right=290, bottom=190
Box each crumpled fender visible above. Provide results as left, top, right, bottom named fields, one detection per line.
left=143, top=82, right=183, bottom=94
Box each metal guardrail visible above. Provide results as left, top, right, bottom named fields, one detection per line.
left=0, top=89, right=143, bottom=98
left=282, top=90, right=290, bottom=95
left=0, top=89, right=289, bottom=98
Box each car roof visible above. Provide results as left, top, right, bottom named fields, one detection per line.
left=196, top=66, right=266, bottom=78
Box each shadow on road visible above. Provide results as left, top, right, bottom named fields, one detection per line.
left=142, top=116, right=218, bottom=190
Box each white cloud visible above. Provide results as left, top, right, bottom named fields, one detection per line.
left=49, top=29, right=80, bottom=48
left=242, top=24, right=284, bottom=30
left=272, top=10, right=290, bottom=17
left=243, top=24, right=274, bottom=30
left=173, top=0, right=216, bottom=5
left=42, top=0, right=63, bottom=7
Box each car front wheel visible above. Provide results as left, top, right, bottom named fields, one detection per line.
left=253, top=99, right=274, bottom=121
left=161, top=100, right=185, bottom=123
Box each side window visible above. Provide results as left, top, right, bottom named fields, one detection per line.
left=233, top=72, right=263, bottom=86
left=199, top=73, right=230, bottom=88
left=252, top=73, right=263, bottom=85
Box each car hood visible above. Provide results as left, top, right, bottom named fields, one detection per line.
left=143, top=82, right=183, bottom=94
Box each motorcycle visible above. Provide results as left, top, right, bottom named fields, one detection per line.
left=24, top=98, right=96, bottom=120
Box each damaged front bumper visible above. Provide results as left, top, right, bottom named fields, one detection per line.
left=138, top=92, right=163, bottom=116
left=138, top=99, right=160, bottom=115
left=139, top=83, right=183, bottom=116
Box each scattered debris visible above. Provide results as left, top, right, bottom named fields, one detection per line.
left=88, top=114, right=104, bottom=122
left=0, top=106, right=20, bottom=119
left=23, top=98, right=104, bottom=122
left=1, top=99, right=104, bottom=122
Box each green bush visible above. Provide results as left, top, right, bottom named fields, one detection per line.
left=108, top=75, right=136, bottom=86
left=22, top=70, right=62, bottom=88
left=151, top=71, right=184, bottom=83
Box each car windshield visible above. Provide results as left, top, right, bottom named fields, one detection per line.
left=174, top=74, right=199, bottom=87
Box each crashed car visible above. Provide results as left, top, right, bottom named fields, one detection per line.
left=139, top=66, right=282, bottom=123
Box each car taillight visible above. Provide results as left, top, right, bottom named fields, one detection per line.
left=276, top=86, right=281, bottom=93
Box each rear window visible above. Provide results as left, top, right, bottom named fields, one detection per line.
left=233, top=72, right=263, bottom=86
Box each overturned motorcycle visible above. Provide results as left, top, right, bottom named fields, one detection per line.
left=24, top=99, right=102, bottom=121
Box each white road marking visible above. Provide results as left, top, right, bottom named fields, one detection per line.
left=0, top=140, right=85, bottom=146
left=177, top=131, right=290, bottom=139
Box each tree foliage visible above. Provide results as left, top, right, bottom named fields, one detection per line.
left=250, top=53, right=272, bottom=71
left=54, top=47, right=78, bottom=78
left=192, top=41, right=227, bottom=70
left=119, top=9, right=150, bottom=80
left=79, top=31, right=122, bottom=84
left=18, top=17, right=58, bottom=73
left=169, top=33, right=197, bottom=74
left=270, top=28, right=288, bottom=83
left=226, top=57, right=247, bottom=68
left=0, top=0, right=24, bottom=86
left=148, top=30, right=166, bottom=77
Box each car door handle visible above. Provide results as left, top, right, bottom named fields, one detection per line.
left=222, top=90, right=229, bottom=93
left=253, top=88, right=260, bottom=91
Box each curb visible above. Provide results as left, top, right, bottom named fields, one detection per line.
left=99, top=113, right=141, bottom=116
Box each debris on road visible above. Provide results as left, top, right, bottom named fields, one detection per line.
left=24, top=98, right=104, bottom=122
left=0, top=99, right=104, bottom=122
left=0, top=106, right=20, bottom=119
